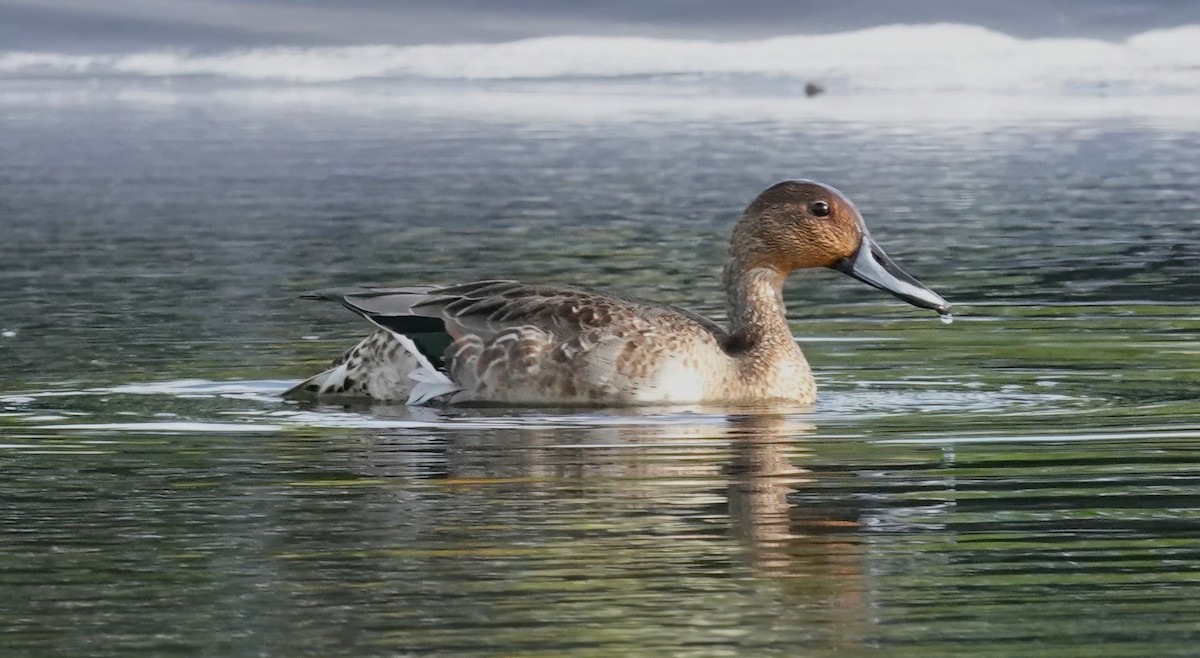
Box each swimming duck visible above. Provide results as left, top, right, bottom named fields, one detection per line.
left=287, top=180, right=949, bottom=406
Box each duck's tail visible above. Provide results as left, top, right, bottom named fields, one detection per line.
left=284, top=360, right=354, bottom=399
left=284, top=329, right=459, bottom=405
left=390, top=330, right=460, bottom=405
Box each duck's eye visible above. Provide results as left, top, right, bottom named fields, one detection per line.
left=810, top=201, right=831, bottom=217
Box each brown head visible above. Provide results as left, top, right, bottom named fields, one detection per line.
left=731, top=180, right=950, bottom=314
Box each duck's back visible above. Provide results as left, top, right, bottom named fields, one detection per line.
left=288, top=281, right=735, bottom=405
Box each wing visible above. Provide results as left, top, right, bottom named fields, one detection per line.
left=303, top=280, right=729, bottom=344
left=301, top=285, right=444, bottom=334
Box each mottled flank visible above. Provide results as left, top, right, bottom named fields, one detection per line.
left=288, top=180, right=949, bottom=406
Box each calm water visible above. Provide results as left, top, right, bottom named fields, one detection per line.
left=2, top=87, right=1199, bottom=656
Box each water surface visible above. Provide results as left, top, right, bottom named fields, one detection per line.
left=1, top=89, right=1198, bottom=656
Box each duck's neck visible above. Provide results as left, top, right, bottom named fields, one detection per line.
left=722, top=260, right=797, bottom=354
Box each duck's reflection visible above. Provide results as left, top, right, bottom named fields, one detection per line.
left=720, top=415, right=868, bottom=638
left=269, top=405, right=871, bottom=651
left=724, top=414, right=817, bottom=564
left=341, top=404, right=865, bottom=578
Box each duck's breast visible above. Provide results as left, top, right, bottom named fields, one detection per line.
left=734, top=346, right=815, bottom=403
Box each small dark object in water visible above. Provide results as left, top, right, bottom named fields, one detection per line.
left=804, top=82, right=825, bottom=98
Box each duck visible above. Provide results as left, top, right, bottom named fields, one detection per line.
left=286, top=180, right=949, bottom=406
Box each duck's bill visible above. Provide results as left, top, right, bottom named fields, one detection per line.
left=831, top=235, right=951, bottom=314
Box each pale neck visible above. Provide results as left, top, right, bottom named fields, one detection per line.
left=722, top=260, right=795, bottom=349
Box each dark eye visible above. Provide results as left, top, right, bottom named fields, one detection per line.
left=810, top=201, right=831, bottom=217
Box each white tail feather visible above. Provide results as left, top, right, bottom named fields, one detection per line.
left=407, top=367, right=460, bottom=405
left=318, top=361, right=350, bottom=392
left=379, top=329, right=460, bottom=406
left=283, top=360, right=348, bottom=398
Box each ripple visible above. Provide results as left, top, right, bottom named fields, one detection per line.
left=818, top=386, right=1092, bottom=419
left=0, top=376, right=1103, bottom=441
left=877, top=425, right=1200, bottom=445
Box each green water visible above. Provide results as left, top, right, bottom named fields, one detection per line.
left=1, top=95, right=1199, bottom=656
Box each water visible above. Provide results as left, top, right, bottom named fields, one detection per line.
left=2, top=75, right=1200, bottom=655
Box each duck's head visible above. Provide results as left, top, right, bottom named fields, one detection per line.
left=732, top=180, right=950, bottom=315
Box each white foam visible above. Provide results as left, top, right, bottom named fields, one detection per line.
left=101, top=379, right=292, bottom=397
left=32, top=421, right=286, bottom=433
left=0, top=23, right=1198, bottom=97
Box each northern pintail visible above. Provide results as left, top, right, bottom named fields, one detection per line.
left=287, top=180, right=949, bottom=405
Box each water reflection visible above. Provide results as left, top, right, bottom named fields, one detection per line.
left=722, top=415, right=870, bottom=650
left=311, top=407, right=875, bottom=641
